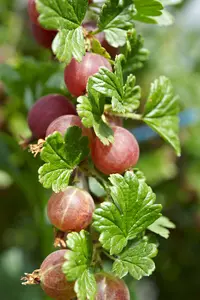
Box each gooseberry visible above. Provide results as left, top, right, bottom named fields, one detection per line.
left=40, top=250, right=75, bottom=299
left=28, top=94, right=76, bottom=139
left=91, top=126, right=140, bottom=175
left=64, top=53, right=112, bottom=97
left=47, top=186, right=95, bottom=232
left=95, top=273, right=130, bottom=300
left=46, top=115, right=93, bottom=142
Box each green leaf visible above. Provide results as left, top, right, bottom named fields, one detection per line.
left=112, top=239, right=158, bottom=280
left=75, top=270, right=97, bottom=300
left=143, top=76, right=181, bottom=156
left=63, top=230, right=97, bottom=300
left=98, top=0, right=135, bottom=47
left=77, top=79, right=114, bottom=145
left=63, top=230, right=93, bottom=280
left=122, top=28, right=149, bottom=73
left=37, top=0, right=88, bottom=29
left=133, top=0, right=163, bottom=24
left=52, top=27, right=85, bottom=64
left=38, top=127, right=89, bottom=193
left=122, top=74, right=141, bottom=112
left=104, top=28, right=127, bottom=48
left=36, top=0, right=87, bottom=64
left=93, top=171, right=162, bottom=255
left=91, top=38, right=111, bottom=60
left=91, top=55, right=141, bottom=113
left=148, top=216, right=175, bottom=239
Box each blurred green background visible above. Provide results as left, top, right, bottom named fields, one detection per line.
left=0, top=0, right=200, bottom=299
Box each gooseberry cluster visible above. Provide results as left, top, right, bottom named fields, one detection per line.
left=22, top=0, right=142, bottom=299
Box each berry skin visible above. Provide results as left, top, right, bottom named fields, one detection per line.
left=40, top=250, right=75, bottom=299
left=31, top=22, right=57, bottom=49
left=46, top=115, right=93, bottom=142
left=28, top=0, right=39, bottom=25
left=91, top=126, right=140, bottom=175
left=47, top=186, right=95, bottom=232
left=95, top=273, right=130, bottom=300
left=83, top=21, right=119, bottom=58
left=64, top=53, right=112, bottom=97
left=28, top=94, right=76, bottom=139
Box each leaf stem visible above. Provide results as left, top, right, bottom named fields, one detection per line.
left=102, top=250, right=115, bottom=261
left=115, top=112, right=143, bottom=120
left=104, top=106, right=143, bottom=120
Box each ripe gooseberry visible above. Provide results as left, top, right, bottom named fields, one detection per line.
left=46, top=115, right=93, bottom=142
left=95, top=273, right=130, bottom=300
left=64, top=53, right=112, bottom=97
left=31, top=23, right=57, bottom=49
left=47, top=186, right=95, bottom=232
left=91, top=126, right=140, bottom=175
left=40, top=250, right=75, bottom=299
left=28, top=94, right=76, bottom=139
left=83, top=21, right=118, bottom=58
left=28, top=0, right=39, bottom=25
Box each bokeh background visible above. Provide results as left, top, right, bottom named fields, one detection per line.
left=0, top=0, right=200, bottom=299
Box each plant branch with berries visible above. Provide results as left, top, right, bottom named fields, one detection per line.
left=9, top=0, right=183, bottom=299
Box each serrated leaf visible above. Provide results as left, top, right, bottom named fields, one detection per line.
left=77, top=79, right=114, bottom=145
left=143, top=76, right=181, bottom=156
left=63, top=230, right=97, bottom=300
left=75, top=270, right=97, bottom=300
left=36, top=0, right=87, bottom=64
left=122, top=74, right=141, bottom=111
left=133, top=0, right=163, bottom=24
left=112, top=239, right=157, bottom=280
left=93, top=171, right=162, bottom=255
left=104, top=28, right=128, bottom=48
left=37, top=0, right=88, bottom=29
left=122, top=28, right=149, bottom=73
left=52, top=27, right=85, bottom=64
left=91, top=38, right=111, bottom=59
left=63, top=231, right=93, bottom=280
left=148, top=216, right=175, bottom=239
left=38, top=127, right=89, bottom=192
left=92, top=55, right=141, bottom=113
left=98, top=0, right=135, bottom=47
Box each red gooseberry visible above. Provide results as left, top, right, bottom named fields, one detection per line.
left=47, top=186, right=95, bottom=232
left=91, top=126, right=140, bottom=175
left=28, top=94, right=76, bottom=139
left=64, top=53, right=112, bottom=97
